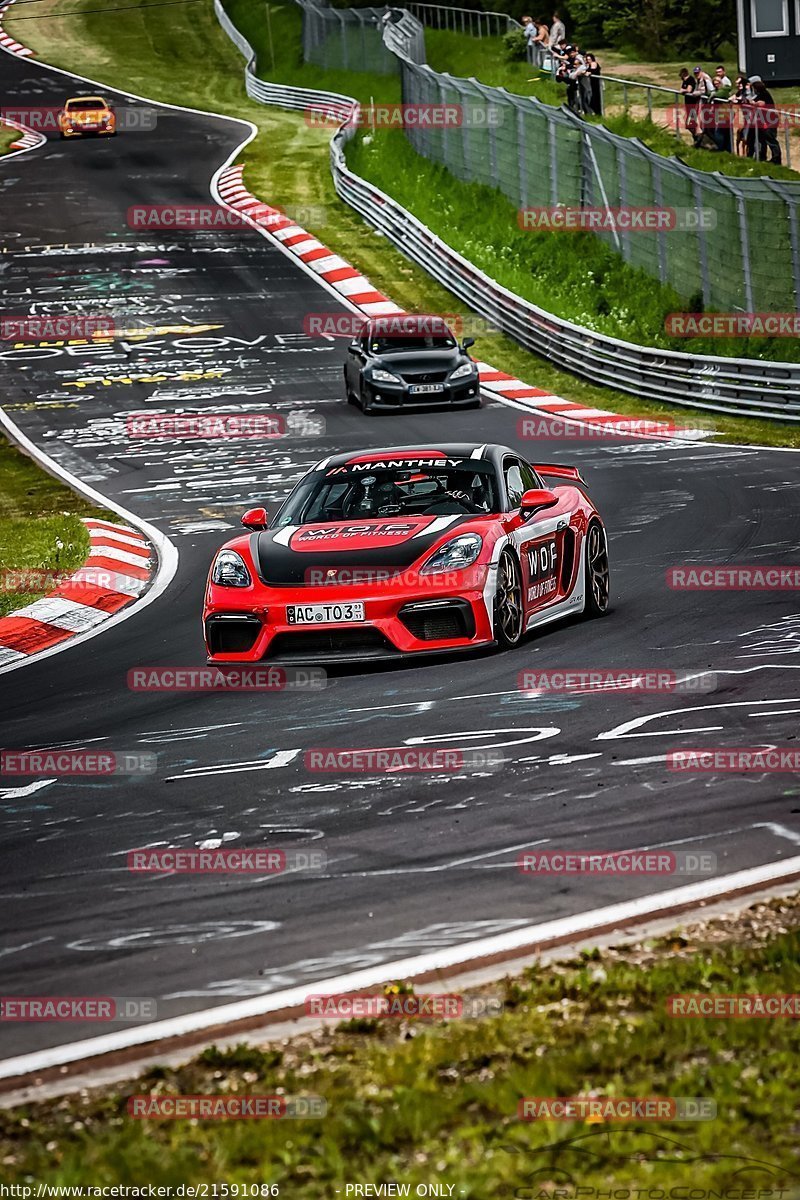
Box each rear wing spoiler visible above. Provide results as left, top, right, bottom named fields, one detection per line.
left=532, top=463, right=586, bottom=485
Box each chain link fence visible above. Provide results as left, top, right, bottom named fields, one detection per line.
left=400, top=62, right=800, bottom=313
left=300, top=1, right=420, bottom=75
left=291, top=0, right=800, bottom=314
left=407, top=3, right=518, bottom=37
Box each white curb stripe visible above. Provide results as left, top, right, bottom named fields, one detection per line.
left=17, top=597, right=112, bottom=633
left=88, top=528, right=148, bottom=549
left=86, top=545, right=151, bottom=569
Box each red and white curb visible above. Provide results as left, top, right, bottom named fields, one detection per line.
left=0, top=519, right=155, bottom=668
left=217, top=164, right=403, bottom=319
left=215, top=164, right=708, bottom=442
left=1, top=116, right=45, bottom=159
left=0, top=0, right=33, bottom=57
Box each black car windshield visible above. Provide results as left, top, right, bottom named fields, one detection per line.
left=274, top=460, right=500, bottom=524
left=66, top=99, right=106, bottom=110
left=369, top=335, right=457, bottom=354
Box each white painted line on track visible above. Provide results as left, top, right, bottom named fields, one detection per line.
left=1, top=854, right=799, bottom=1085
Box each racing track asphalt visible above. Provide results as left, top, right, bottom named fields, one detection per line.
left=1, top=47, right=800, bottom=1060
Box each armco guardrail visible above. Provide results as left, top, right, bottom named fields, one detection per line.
left=214, top=0, right=800, bottom=420
left=215, top=0, right=357, bottom=112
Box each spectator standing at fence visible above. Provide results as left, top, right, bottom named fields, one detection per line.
left=742, top=74, right=763, bottom=157
left=585, top=52, right=602, bottom=115
left=679, top=68, right=699, bottom=142
left=533, top=19, right=549, bottom=50
left=524, top=16, right=548, bottom=64
left=571, top=51, right=592, bottom=116
left=730, top=74, right=752, bottom=155
left=751, top=78, right=782, bottom=164
left=554, top=45, right=577, bottom=109
left=559, top=46, right=586, bottom=114
left=548, top=10, right=565, bottom=48
left=707, top=67, right=733, bottom=153
left=693, top=66, right=716, bottom=146
left=709, top=93, right=732, bottom=152
left=693, top=66, right=715, bottom=96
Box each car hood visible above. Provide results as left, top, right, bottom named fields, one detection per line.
left=371, top=349, right=463, bottom=375
left=252, top=515, right=474, bottom=586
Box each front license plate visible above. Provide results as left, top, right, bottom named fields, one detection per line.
left=286, top=603, right=366, bottom=624
left=410, top=383, right=444, bottom=394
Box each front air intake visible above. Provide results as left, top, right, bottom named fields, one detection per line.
left=205, top=615, right=262, bottom=655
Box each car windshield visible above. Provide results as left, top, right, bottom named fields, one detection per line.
left=275, top=459, right=500, bottom=524
left=369, top=335, right=456, bottom=354
left=67, top=99, right=106, bottom=110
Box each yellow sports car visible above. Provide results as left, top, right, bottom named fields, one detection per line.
left=58, top=96, right=116, bottom=139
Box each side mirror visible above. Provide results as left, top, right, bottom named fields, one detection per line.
left=348, top=341, right=359, bottom=352
left=520, top=487, right=558, bottom=517
left=462, top=337, right=475, bottom=351
left=241, top=507, right=268, bottom=530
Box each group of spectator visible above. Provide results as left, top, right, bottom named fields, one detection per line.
left=679, top=66, right=782, bottom=163
left=521, top=14, right=603, bottom=116
left=552, top=44, right=602, bottom=116
left=520, top=11, right=564, bottom=57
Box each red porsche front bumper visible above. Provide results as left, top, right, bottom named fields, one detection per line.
left=203, top=571, right=495, bottom=663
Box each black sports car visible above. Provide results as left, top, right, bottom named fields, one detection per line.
left=343, top=318, right=480, bottom=413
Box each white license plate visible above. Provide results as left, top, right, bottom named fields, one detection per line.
left=286, top=603, right=365, bottom=624
left=410, top=383, right=444, bottom=394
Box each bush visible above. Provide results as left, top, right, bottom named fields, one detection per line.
left=503, top=27, right=528, bottom=61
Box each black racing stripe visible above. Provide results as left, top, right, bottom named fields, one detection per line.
left=253, top=519, right=472, bottom=586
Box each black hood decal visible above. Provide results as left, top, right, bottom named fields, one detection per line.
left=253, top=517, right=473, bottom=586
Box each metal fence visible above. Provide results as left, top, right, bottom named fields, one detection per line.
left=215, top=0, right=800, bottom=418
left=301, top=2, right=409, bottom=75
left=292, top=1, right=800, bottom=313
left=407, top=3, right=518, bottom=37
left=399, top=61, right=800, bottom=314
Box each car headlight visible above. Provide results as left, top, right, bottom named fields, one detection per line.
left=211, top=550, right=251, bottom=587
left=420, top=533, right=483, bottom=575
left=370, top=368, right=401, bottom=384
left=449, top=361, right=476, bottom=380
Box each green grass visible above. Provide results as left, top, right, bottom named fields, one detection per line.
left=7, top=0, right=800, bottom=451
left=0, top=126, right=18, bottom=156
left=1, top=895, right=799, bottom=1192
left=425, top=28, right=562, bottom=99
left=225, top=0, right=401, bottom=105
left=0, top=437, right=103, bottom=617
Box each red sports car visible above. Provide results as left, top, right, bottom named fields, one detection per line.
left=203, top=443, right=610, bottom=663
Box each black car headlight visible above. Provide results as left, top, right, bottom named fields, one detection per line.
left=449, top=361, right=476, bottom=381
left=420, top=533, right=483, bottom=575
left=211, top=550, right=251, bottom=587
